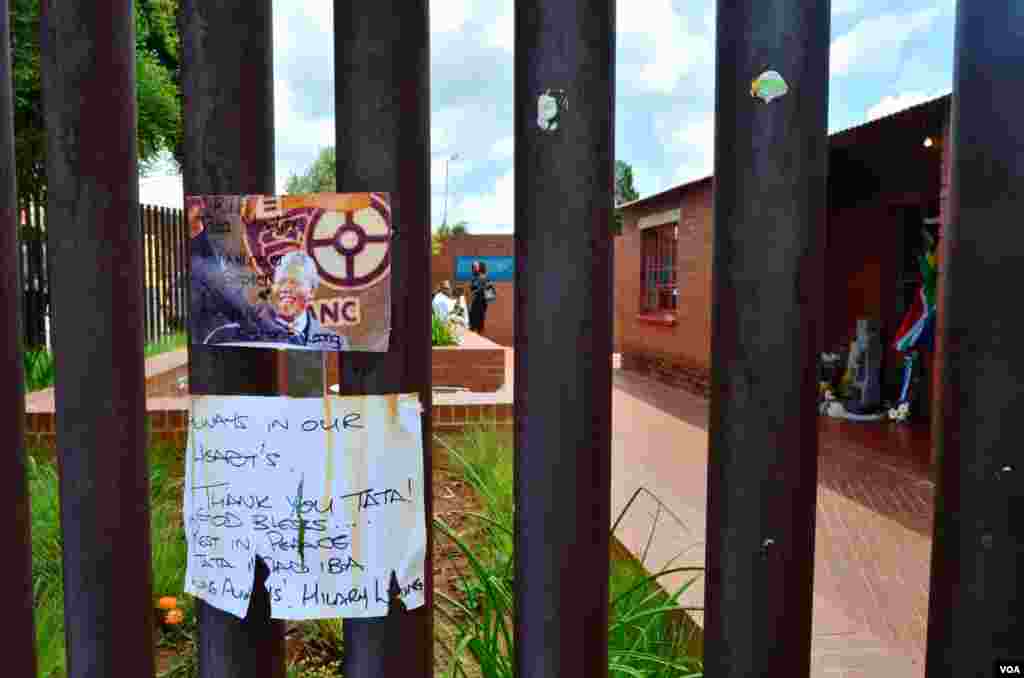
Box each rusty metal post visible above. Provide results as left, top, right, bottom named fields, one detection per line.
left=703, top=1, right=830, bottom=676
left=1, top=0, right=37, bottom=674
left=332, top=1, right=433, bottom=675
left=40, top=1, right=155, bottom=675
left=926, top=2, right=1024, bottom=675
left=514, top=1, right=616, bottom=676
left=180, top=1, right=285, bottom=676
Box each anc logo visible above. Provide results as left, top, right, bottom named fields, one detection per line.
left=306, top=192, right=391, bottom=291
left=242, top=193, right=391, bottom=292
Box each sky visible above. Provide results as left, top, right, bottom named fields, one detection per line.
left=141, top=0, right=958, bottom=233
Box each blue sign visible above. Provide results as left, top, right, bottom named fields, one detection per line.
left=454, top=255, right=515, bottom=282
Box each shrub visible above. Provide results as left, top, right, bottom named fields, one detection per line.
left=432, top=313, right=459, bottom=347
left=434, top=428, right=704, bottom=677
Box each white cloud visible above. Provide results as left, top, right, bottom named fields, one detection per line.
left=618, top=0, right=713, bottom=95
left=484, top=1, right=513, bottom=52
left=273, top=77, right=336, bottom=193
left=832, top=0, right=864, bottom=17
left=451, top=168, right=514, bottom=232
left=432, top=0, right=475, bottom=36
left=831, top=8, right=940, bottom=77
left=669, top=114, right=715, bottom=184
left=491, top=136, right=514, bottom=158
left=865, top=90, right=947, bottom=121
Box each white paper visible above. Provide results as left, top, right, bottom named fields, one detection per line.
left=183, top=393, right=426, bottom=620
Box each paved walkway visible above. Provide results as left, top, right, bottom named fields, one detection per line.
left=610, top=368, right=934, bottom=677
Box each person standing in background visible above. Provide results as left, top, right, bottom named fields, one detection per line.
left=468, top=260, right=490, bottom=333
left=432, top=280, right=454, bottom=321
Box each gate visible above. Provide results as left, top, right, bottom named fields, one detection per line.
left=3, top=1, right=1021, bottom=677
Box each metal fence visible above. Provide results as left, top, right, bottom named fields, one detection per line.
left=4, top=1, right=1022, bottom=678
left=18, top=201, right=187, bottom=349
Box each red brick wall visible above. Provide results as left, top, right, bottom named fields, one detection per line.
left=613, top=181, right=714, bottom=396
left=615, top=173, right=939, bottom=399
left=432, top=234, right=515, bottom=347
left=431, top=331, right=507, bottom=392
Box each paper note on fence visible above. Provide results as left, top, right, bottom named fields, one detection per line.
left=183, top=393, right=426, bottom=620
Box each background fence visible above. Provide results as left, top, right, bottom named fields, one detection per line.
left=18, top=201, right=187, bottom=349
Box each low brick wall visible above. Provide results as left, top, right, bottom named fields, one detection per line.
left=25, top=344, right=513, bottom=450
left=622, top=351, right=711, bottom=399
left=26, top=404, right=189, bottom=451
left=432, top=331, right=506, bottom=393
left=144, top=348, right=189, bottom=397
left=432, top=402, right=514, bottom=432
left=26, top=400, right=513, bottom=450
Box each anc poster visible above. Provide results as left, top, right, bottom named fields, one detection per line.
left=188, top=193, right=392, bottom=352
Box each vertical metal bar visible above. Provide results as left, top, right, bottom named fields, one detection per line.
left=35, top=200, right=48, bottom=349
left=178, top=207, right=187, bottom=333
left=333, top=1, right=433, bottom=676
left=148, top=205, right=155, bottom=343
left=159, top=206, right=167, bottom=341
left=181, top=2, right=285, bottom=677
left=37, top=201, right=47, bottom=348
left=926, top=3, right=1024, bottom=675
left=155, top=206, right=163, bottom=341
left=164, top=205, right=173, bottom=335
left=25, top=201, right=37, bottom=347
left=22, top=200, right=33, bottom=347
left=144, top=205, right=154, bottom=344
left=139, top=205, right=147, bottom=343
left=170, top=206, right=181, bottom=333
left=514, top=1, right=615, bottom=676
left=703, top=1, right=830, bottom=676
left=159, top=205, right=168, bottom=340
left=151, top=206, right=159, bottom=342
left=40, top=1, right=155, bottom=676
left=18, top=202, right=27, bottom=347
left=0, top=0, right=37, bottom=672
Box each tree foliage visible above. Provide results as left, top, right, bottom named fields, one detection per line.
left=10, top=0, right=182, bottom=205
left=432, top=221, right=468, bottom=255
left=285, top=147, right=337, bottom=194
left=613, top=160, right=639, bottom=235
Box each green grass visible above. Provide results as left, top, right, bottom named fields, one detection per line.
left=434, top=427, right=704, bottom=678
left=23, top=332, right=187, bottom=393
left=144, top=332, right=189, bottom=358
left=23, top=348, right=56, bottom=393
left=30, top=442, right=193, bottom=678
left=432, top=313, right=460, bottom=347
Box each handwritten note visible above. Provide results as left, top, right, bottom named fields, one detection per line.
left=183, top=393, right=426, bottom=619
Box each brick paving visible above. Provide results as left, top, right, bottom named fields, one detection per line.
left=611, top=367, right=934, bottom=677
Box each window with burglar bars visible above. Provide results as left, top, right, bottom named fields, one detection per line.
left=640, top=224, right=678, bottom=313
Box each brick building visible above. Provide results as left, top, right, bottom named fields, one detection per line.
left=432, top=234, right=515, bottom=347
left=616, top=95, right=950, bottom=420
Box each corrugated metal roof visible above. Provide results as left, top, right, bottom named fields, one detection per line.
left=618, top=93, right=952, bottom=212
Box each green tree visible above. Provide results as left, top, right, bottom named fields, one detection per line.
left=285, top=147, right=337, bottom=194
left=613, top=160, right=639, bottom=235
left=10, top=0, right=182, bottom=206
left=432, top=220, right=468, bottom=255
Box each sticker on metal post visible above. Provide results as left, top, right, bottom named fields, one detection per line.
left=537, top=89, right=567, bottom=131
left=751, top=70, right=788, bottom=103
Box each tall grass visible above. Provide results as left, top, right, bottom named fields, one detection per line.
left=22, top=332, right=188, bottom=393
left=432, top=313, right=459, bottom=347
left=144, top=332, right=189, bottom=358
left=23, top=348, right=56, bottom=392
left=434, top=427, right=704, bottom=678
left=29, top=443, right=191, bottom=678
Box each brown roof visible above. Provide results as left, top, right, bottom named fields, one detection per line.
left=618, top=93, right=951, bottom=212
